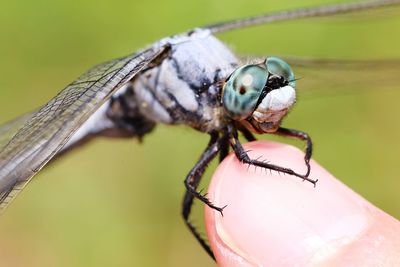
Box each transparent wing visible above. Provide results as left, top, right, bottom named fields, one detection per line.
left=206, top=0, right=400, bottom=33
left=0, top=111, right=36, bottom=151
left=0, top=46, right=167, bottom=211
left=285, top=58, right=400, bottom=97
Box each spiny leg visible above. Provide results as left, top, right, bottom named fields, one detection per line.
left=227, top=125, right=317, bottom=185
left=182, top=189, right=215, bottom=259
left=275, top=127, right=313, bottom=177
left=219, top=127, right=255, bottom=163
left=182, top=132, right=225, bottom=259
left=183, top=132, right=225, bottom=211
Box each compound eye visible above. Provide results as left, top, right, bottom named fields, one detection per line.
left=222, top=65, right=269, bottom=120
left=265, top=57, right=295, bottom=87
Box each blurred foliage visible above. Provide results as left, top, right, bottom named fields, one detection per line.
left=0, top=0, right=399, bottom=266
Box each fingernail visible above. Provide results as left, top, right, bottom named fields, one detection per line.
left=206, top=141, right=375, bottom=266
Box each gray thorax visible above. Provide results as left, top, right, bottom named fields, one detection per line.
left=128, top=29, right=238, bottom=132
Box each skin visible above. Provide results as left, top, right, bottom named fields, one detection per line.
left=205, top=141, right=400, bottom=267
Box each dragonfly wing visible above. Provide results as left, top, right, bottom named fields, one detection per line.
left=0, top=46, right=168, bottom=211
left=206, top=0, right=400, bottom=33
left=0, top=111, right=37, bottom=151
left=285, top=58, right=400, bottom=97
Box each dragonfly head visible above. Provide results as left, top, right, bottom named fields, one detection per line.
left=222, top=57, right=296, bottom=133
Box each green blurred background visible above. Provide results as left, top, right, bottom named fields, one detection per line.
left=0, top=0, right=399, bottom=266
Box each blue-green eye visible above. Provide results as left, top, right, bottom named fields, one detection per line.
left=265, top=57, right=295, bottom=87
left=222, top=65, right=269, bottom=120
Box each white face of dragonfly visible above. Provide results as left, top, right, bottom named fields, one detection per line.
left=222, top=57, right=296, bottom=133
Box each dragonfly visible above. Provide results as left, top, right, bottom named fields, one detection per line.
left=0, top=0, right=399, bottom=261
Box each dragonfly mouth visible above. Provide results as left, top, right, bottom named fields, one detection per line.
left=248, top=84, right=296, bottom=133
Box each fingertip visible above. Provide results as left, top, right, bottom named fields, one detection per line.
left=205, top=141, right=383, bottom=266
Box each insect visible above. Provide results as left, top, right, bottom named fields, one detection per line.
left=0, top=0, right=399, bottom=263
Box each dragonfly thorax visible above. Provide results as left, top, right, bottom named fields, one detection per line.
left=130, top=29, right=239, bottom=132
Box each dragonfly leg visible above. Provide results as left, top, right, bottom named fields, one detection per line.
left=182, top=189, right=215, bottom=259
left=218, top=134, right=230, bottom=162
left=183, top=133, right=227, bottom=212
left=218, top=128, right=256, bottom=162
left=182, top=132, right=226, bottom=260
left=274, top=127, right=313, bottom=177
left=227, top=125, right=317, bottom=186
